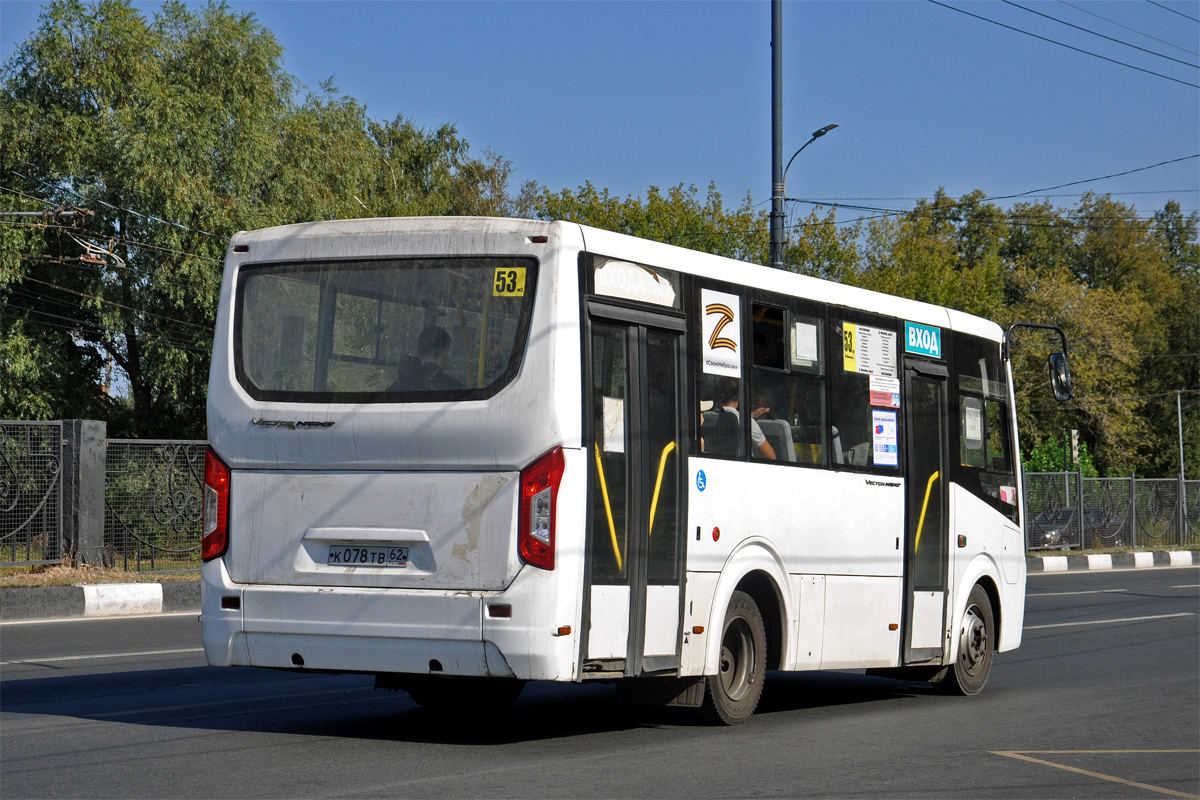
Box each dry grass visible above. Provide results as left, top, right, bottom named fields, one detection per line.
left=0, top=561, right=198, bottom=588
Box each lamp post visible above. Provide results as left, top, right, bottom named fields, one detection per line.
left=771, top=124, right=838, bottom=270
left=770, top=0, right=785, bottom=270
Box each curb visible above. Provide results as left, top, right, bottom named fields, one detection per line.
left=1027, top=550, right=1197, bottom=573
left=0, top=581, right=200, bottom=621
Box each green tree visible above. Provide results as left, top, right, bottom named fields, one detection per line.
left=1, top=0, right=511, bottom=436
left=1022, top=432, right=1099, bottom=477
left=518, top=181, right=768, bottom=264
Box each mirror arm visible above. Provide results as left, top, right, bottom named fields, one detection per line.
left=1003, top=322, right=1069, bottom=363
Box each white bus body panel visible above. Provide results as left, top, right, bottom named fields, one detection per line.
left=203, top=218, right=588, bottom=682
left=202, top=445, right=588, bottom=681
left=686, top=458, right=904, bottom=578
left=949, top=483, right=1025, bottom=656
left=227, top=470, right=521, bottom=590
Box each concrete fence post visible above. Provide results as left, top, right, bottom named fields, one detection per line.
left=1129, top=472, right=1137, bottom=550
left=62, top=420, right=108, bottom=566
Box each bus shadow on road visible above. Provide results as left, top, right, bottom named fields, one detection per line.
left=757, top=669, right=934, bottom=715
left=2, top=666, right=935, bottom=744
left=1, top=666, right=689, bottom=744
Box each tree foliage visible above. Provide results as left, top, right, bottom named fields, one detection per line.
left=1, top=0, right=510, bottom=437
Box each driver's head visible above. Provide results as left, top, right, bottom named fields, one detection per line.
left=416, top=325, right=452, bottom=365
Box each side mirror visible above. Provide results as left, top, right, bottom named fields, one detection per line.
left=1048, top=352, right=1073, bottom=402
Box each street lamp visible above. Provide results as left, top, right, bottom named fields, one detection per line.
left=770, top=123, right=838, bottom=270
left=784, top=124, right=838, bottom=189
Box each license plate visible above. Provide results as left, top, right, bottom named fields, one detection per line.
left=326, top=545, right=409, bottom=567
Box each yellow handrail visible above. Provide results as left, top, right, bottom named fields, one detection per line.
left=914, top=470, right=940, bottom=552
left=648, top=441, right=676, bottom=537
left=594, top=445, right=623, bottom=572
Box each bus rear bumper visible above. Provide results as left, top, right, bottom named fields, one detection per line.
left=199, top=558, right=569, bottom=680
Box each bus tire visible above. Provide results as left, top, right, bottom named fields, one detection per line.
left=404, top=677, right=525, bottom=712
left=939, top=584, right=994, bottom=696
left=700, top=590, right=766, bottom=725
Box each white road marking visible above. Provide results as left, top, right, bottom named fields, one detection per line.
left=0, top=647, right=203, bottom=665
left=1028, top=589, right=1128, bottom=597
left=1170, top=584, right=1199, bottom=589
left=1025, top=612, right=1195, bottom=630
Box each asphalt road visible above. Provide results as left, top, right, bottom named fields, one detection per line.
left=1, top=567, right=1197, bottom=799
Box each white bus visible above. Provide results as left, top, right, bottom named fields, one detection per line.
left=200, top=217, right=1071, bottom=724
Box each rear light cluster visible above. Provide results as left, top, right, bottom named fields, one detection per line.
left=517, top=447, right=565, bottom=570
left=202, top=448, right=231, bottom=561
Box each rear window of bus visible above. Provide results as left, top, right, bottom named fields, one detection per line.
left=234, top=257, right=538, bottom=403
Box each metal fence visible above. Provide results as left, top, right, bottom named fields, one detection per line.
left=0, top=422, right=64, bottom=566
left=105, top=440, right=206, bottom=571
left=1025, top=472, right=1200, bottom=552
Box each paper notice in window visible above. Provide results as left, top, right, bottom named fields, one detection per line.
left=869, top=375, right=900, bottom=408
left=791, top=321, right=819, bottom=366
left=842, top=323, right=897, bottom=377
left=964, top=403, right=983, bottom=446
left=872, top=409, right=898, bottom=467
left=602, top=397, right=625, bottom=453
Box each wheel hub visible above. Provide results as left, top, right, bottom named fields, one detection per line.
left=960, top=604, right=987, bottom=669
left=719, top=619, right=754, bottom=701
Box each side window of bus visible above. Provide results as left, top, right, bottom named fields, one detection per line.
left=954, top=334, right=1017, bottom=520
left=749, top=302, right=827, bottom=466
left=698, top=374, right=744, bottom=458
left=828, top=312, right=900, bottom=470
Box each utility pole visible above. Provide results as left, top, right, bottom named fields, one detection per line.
left=769, top=0, right=785, bottom=270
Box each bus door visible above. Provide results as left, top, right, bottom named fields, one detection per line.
left=583, top=303, right=687, bottom=676
left=902, top=358, right=949, bottom=665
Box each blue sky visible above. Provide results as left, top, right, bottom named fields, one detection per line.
left=2, top=0, right=1197, bottom=225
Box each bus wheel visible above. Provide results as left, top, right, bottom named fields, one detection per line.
left=700, top=590, right=766, bottom=725
left=404, top=677, right=525, bottom=711
left=940, top=584, right=994, bottom=696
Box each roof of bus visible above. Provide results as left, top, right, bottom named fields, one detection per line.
left=227, top=216, right=1003, bottom=343
left=576, top=222, right=1003, bottom=343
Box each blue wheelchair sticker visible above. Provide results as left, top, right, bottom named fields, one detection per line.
left=696, top=470, right=707, bottom=492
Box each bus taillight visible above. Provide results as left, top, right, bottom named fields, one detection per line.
left=518, top=447, right=565, bottom=570
left=202, top=448, right=231, bottom=561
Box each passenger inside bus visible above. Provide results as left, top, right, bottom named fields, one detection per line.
left=389, top=325, right=464, bottom=391
left=708, top=377, right=775, bottom=460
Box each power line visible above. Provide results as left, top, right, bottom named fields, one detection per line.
left=3, top=289, right=213, bottom=353
left=1058, top=0, right=1200, bottom=57
left=1003, top=0, right=1200, bottom=68
left=928, top=0, right=1200, bottom=89
left=5, top=288, right=214, bottom=352
left=800, top=190, right=1198, bottom=201
left=14, top=272, right=215, bottom=332
left=789, top=154, right=1200, bottom=225
left=0, top=311, right=211, bottom=354
left=1145, top=0, right=1200, bottom=24
left=990, top=154, right=1200, bottom=200
left=0, top=185, right=65, bottom=208
left=7, top=168, right=219, bottom=239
